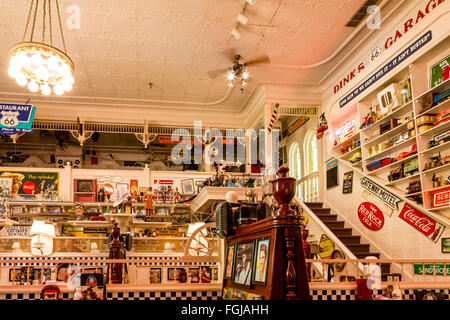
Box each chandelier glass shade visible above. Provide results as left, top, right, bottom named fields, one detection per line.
left=8, top=0, right=74, bottom=95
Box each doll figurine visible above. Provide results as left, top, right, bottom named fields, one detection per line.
left=173, top=187, right=181, bottom=203
left=144, top=188, right=153, bottom=216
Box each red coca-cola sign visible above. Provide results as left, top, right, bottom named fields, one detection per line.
left=358, top=202, right=384, bottom=231
left=22, top=181, right=36, bottom=194
left=399, top=203, right=443, bottom=241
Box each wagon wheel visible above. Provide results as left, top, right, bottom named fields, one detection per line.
left=184, top=222, right=218, bottom=257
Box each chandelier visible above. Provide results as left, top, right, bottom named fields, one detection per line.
left=8, top=0, right=74, bottom=95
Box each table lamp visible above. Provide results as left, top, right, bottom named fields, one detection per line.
left=30, top=221, right=55, bottom=256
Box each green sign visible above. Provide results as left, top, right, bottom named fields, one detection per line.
left=414, top=264, right=450, bottom=276
left=430, top=54, right=450, bottom=88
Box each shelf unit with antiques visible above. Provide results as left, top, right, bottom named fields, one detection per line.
left=331, top=36, right=450, bottom=218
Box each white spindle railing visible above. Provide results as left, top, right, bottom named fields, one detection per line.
left=298, top=171, right=319, bottom=202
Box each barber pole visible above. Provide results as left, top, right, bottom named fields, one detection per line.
left=268, top=103, right=279, bottom=133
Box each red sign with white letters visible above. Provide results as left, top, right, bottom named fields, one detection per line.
left=399, top=203, right=445, bottom=242
left=358, top=202, right=384, bottom=231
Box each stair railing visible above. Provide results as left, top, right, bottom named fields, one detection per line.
left=297, top=172, right=319, bottom=202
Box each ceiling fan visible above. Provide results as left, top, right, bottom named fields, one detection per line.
left=208, top=49, right=270, bottom=87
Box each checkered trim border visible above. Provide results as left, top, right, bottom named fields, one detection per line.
left=106, top=290, right=220, bottom=301
left=0, top=292, right=73, bottom=300
left=311, top=289, right=450, bottom=300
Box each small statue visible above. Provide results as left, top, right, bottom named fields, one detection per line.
left=144, top=188, right=153, bottom=216
left=173, top=187, right=181, bottom=203
left=359, top=107, right=377, bottom=129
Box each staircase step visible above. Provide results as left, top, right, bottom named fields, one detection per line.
left=336, top=235, right=361, bottom=245
left=316, top=214, right=338, bottom=222
left=305, top=202, right=323, bottom=209
left=323, top=221, right=345, bottom=229
left=329, top=228, right=353, bottom=236
left=354, top=252, right=380, bottom=259
left=311, top=208, right=331, bottom=215
left=346, top=244, right=370, bottom=253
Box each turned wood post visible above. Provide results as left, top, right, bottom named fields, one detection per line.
left=271, top=166, right=310, bottom=300
left=107, top=222, right=123, bottom=284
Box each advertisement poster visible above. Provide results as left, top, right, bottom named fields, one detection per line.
left=399, top=203, right=445, bottom=242
left=430, top=54, right=450, bottom=88
left=0, top=170, right=59, bottom=201
left=318, top=234, right=335, bottom=259
left=357, top=202, right=384, bottom=231
left=0, top=103, right=36, bottom=135
left=342, top=171, right=353, bottom=194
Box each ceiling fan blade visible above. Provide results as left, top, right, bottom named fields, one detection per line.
left=208, top=68, right=229, bottom=79
left=245, top=54, right=271, bottom=66
left=221, top=48, right=238, bottom=62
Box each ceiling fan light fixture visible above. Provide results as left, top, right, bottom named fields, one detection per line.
left=231, top=27, right=241, bottom=39
left=246, top=0, right=256, bottom=5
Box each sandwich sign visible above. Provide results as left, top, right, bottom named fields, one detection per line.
left=0, top=103, right=36, bottom=135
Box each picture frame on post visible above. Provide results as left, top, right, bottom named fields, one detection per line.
left=252, top=237, right=270, bottom=285
left=232, top=240, right=255, bottom=288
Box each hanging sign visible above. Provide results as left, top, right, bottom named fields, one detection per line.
left=0, top=103, right=36, bottom=135
left=318, top=234, right=335, bottom=259
left=414, top=264, right=450, bottom=276
left=358, top=202, right=384, bottom=231
left=399, top=203, right=445, bottom=242
left=362, top=190, right=394, bottom=217
left=340, top=31, right=432, bottom=108
left=360, top=177, right=402, bottom=210
left=342, top=171, right=354, bottom=194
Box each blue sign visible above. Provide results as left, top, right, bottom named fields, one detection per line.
left=0, top=103, right=36, bottom=135
left=340, top=30, right=432, bottom=108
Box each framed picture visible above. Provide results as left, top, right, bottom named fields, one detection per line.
left=189, top=268, right=200, bottom=283
left=252, top=237, right=270, bottom=285
left=181, top=179, right=195, bottom=195
left=9, top=269, right=22, bottom=282
left=150, top=268, right=162, bottom=283
left=200, top=266, right=211, bottom=283
left=224, top=244, right=235, bottom=279
left=77, top=180, right=94, bottom=193
left=167, top=268, right=176, bottom=281
left=430, top=54, right=450, bottom=89
left=232, top=240, right=255, bottom=287
left=442, top=238, right=450, bottom=253
left=212, top=268, right=218, bottom=281
left=0, top=177, right=13, bottom=199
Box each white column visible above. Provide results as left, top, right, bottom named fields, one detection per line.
left=263, top=102, right=273, bottom=171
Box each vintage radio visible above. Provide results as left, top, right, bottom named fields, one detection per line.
left=380, top=118, right=398, bottom=135
left=377, top=83, right=400, bottom=117
left=406, top=179, right=421, bottom=194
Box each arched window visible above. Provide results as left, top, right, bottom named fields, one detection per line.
left=301, top=131, right=319, bottom=202
left=289, top=142, right=301, bottom=180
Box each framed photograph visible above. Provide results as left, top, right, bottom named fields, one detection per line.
left=252, top=237, right=270, bottom=285
left=181, top=179, right=195, bottom=195
left=232, top=240, right=255, bottom=287
left=9, top=269, right=22, bottom=282
left=0, top=177, right=13, bottom=199
left=442, top=238, right=450, bottom=253
left=189, top=268, right=200, bottom=283
left=224, top=244, right=235, bottom=279
left=77, top=180, right=94, bottom=193
left=150, top=268, right=161, bottom=283
left=167, top=268, right=176, bottom=281
left=200, top=266, right=211, bottom=283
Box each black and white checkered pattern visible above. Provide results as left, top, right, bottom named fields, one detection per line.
left=106, top=290, right=220, bottom=300
left=310, top=289, right=450, bottom=300
left=0, top=292, right=73, bottom=300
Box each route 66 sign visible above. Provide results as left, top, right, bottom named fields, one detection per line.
left=370, top=46, right=381, bottom=63
left=0, top=103, right=36, bottom=135
left=0, top=111, right=20, bottom=127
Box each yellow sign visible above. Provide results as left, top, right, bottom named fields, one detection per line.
left=319, top=234, right=335, bottom=258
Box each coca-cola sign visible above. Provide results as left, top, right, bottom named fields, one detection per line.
left=358, top=202, right=384, bottom=231
left=399, top=203, right=445, bottom=242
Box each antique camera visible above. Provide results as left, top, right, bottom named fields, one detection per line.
left=215, top=201, right=271, bottom=238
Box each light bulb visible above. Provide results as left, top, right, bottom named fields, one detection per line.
left=227, top=72, right=235, bottom=81
left=62, top=81, right=73, bottom=92
left=241, top=81, right=247, bottom=86
left=242, top=71, right=249, bottom=79
left=16, top=74, right=28, bottom=86
left=31, top=53, right=43, bottom=66
left=41, top=84, right=51, bottom=95
left=53, top=84, right=64, bottom=95
left=9, top=56, right=21, bottom=69
left=47, top=56, right=59, bottom=71
left=28, top=80, right=39, bottom=92
left=7, top=67, right=18, bottom=78
left=228, top=82, right=234, bottom=87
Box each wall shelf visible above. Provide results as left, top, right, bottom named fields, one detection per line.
left=366, top=155, right=418, bottom=176
left=364, top=136, right=416, bottom=162
left=385, top=173, right=421, bottom=187
left=419, top=140, right=450, bottom=155
left=361, top=100, right=413, bottom=134
left=363, top=122, right=410, bottom=148
left=422, top=162, right=450, bottom=175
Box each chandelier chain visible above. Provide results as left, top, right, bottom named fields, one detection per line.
left=22, top=0, right=35, bottom=42
left=30, top=0, right=39, bottom=42
left=56, top=0, right=67, bottom=53
left=49, top=0, right=53, bottom=46
left=42, top=0, right=46, bottom=43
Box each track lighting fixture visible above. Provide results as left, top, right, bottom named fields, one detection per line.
left=231, top=27, right=241, bottom=40
left=237, top=13, right=248, bottom=25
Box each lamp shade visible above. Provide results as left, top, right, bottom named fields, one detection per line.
left=43, top=224, right=56, bottom=237
left=30, top=220, right=46, bottom=235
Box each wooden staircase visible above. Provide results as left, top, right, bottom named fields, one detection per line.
left=305, top=202, right=391, bottom=278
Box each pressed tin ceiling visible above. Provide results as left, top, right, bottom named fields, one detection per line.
left=0, top=0, right=368, bottom=112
